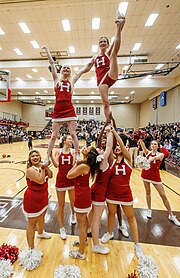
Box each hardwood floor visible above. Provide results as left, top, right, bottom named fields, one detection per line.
left=0, top=140, right=180, bottom=277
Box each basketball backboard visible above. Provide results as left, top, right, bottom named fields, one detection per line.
left=0, top=70, right=11, bottom=102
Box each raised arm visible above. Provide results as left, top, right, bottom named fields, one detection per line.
left=26, top=167, right=46, bottom=184
left=50, top=150, right=59, bottom=168
left=111, top=126, right=131, bottom=164
left=72, top=57, right=95, bottom=86
left=138, top=139, right=149, bottom=155
left=67, top=163, right=89, bottom=179
left=42, top=46, right=58, bottom=84
left=99, top=126, right=113, bottom=170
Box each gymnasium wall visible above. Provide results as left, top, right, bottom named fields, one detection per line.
left=140, top=85, right=180, bottom=126
left=0, top=101, right=22, bottom=120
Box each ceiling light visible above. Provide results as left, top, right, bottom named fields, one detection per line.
left=74, top=67, right=79, bottom=72
left=118, top=2, right=128, bottom=16
left=26, top=74, right=32, bottom=78
left=68, top=46, right=75, bottom=53
left=130, top=91, right=135, bottom=94
left=92, top=45, right=98, bottom=52
left=16, top=77, right=22, bottom=81
left=40, top=77, right=46, bottom=81
left=91, top=101, right=94, bottom=103
left=76, top=100, right=79, bottom=103
left=0, top=28, right=5, bottom=35
left=18, top=22, right=30, bottom=33
left=44, top=90, right=48, bottom=93
left=32, top=68, right=38, bottom=72
left=14, top=48, right=23, bottom=55
left=111, top=36, right=115, bottom=45
left=30, top=40, right=40, bottom=48
left=176, top=44, right=180, bottom=49
left=0, top=47, right=2, bottom=50
left=62, top=20, right=71, bottom=31
left=145, top=14, right=158, bottom=26
left=125, top=96, right=129, bottom=99
left=35, top=91, right=40, bottom=94
left=18, top=92, right=22, bottom=95
left=155, top=64, right=164, bottom=70
left=132, top=43, right=141, bottom=51
left=146, top=74, right=152, bottom=79
left=91, top=91, right=95, bottom=94
left=92, top=18, right=100, bottom=30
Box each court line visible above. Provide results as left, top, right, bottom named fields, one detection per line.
left=135, top=168, right=180, bottom=197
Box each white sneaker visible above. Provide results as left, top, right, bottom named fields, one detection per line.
left=147, top=209, right=152, bottom=219
left=168, top=215, right=180, bottom=227
left=134, top=243, right=143, bottom=259
left=37, top=231, right=51, bottom=239
left=92, top=244, right=110, bottom=255
left=118, top=224, right=129, bottom=238
left=43, top=156, right=50, bottom=166
left=70, top=214, right=77, bottom=225
left=60, top=227, right=67, bottom=240
left=115, top=10, right=125, bottom=23
left=75, top=153, right=82, bottom=162
left=100, top=232, right=114, bottom=244
left=69, top=250, right=86, bottom=260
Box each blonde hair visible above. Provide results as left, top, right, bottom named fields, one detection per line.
left=27, top=150, right=41, bottom=169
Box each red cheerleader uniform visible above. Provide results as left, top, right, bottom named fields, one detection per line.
left=106, top=160, right=133, bottom=205
left=74, top=171, right=91, bottom=213
left=52, top=80, right=77, bottom=122
left=23, top=169, right=48, bottom=218
left=56, top=148, right=74, bottom=191
left=91, top=165, right=111, bottom=205
left=141, top=152, right=162, bottom=184
left=95, top=53, right=116, bottom=87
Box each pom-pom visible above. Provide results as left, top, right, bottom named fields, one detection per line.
left=136, top=156, right=150, bottom=170
left=0, top=259, right=13, bottom=278
left=18, top=248, right=42, bottom=270
left=54, top=264, right=81, bottom=278
left=0, top=243, right=19, bottom=264
left=96, top=154, right=104, bottom=163
left=137, top=254, right=158, bottom=278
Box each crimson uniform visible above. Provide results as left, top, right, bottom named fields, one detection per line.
left=94, top=54, right=116, bottom=87
left=106, top=160, right=133, bottom=205
left=23, top=168, right=49, bottom=218
left=91, top=166, right=111, bottom=205
left=74, top=172, right=91, bottom=213
left=141, top=152, right=162, bottom=184
left=56, top=149, right=74, bottom=191
left=52, top=80, right=77, bottom=122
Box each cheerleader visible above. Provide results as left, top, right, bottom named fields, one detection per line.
left=42, top=46, right=89, bottom=164
left=139, top=139, right=180, bottom=226
left=51, top=135, right=76, bottom=240
left=82, top=11, right=125, bottom=120
left=23, top=150, right=53, bottom=250
left=101, top=127, right=143, bottom=259
left=67, top=147, right=100, bottom=259
left=90, top=125, right=113, bottom=254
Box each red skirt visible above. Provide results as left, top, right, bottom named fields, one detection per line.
left=52, top=100, right=77, bottom=122
left=23, top=188, right=48, bottom=217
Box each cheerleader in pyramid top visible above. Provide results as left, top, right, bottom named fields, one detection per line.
left=83, top=11, right=125, bottom=120
left=67, top=146, right=100, bottom=260
left=101, top=126, right=143, bottom=259
left=51, top=135, right=76, bottom=240
left=139, top=139, right=180, bottom=226
left=42, top=46, right=90, bottom=164
left=23, top=150, right=53, bottom=251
